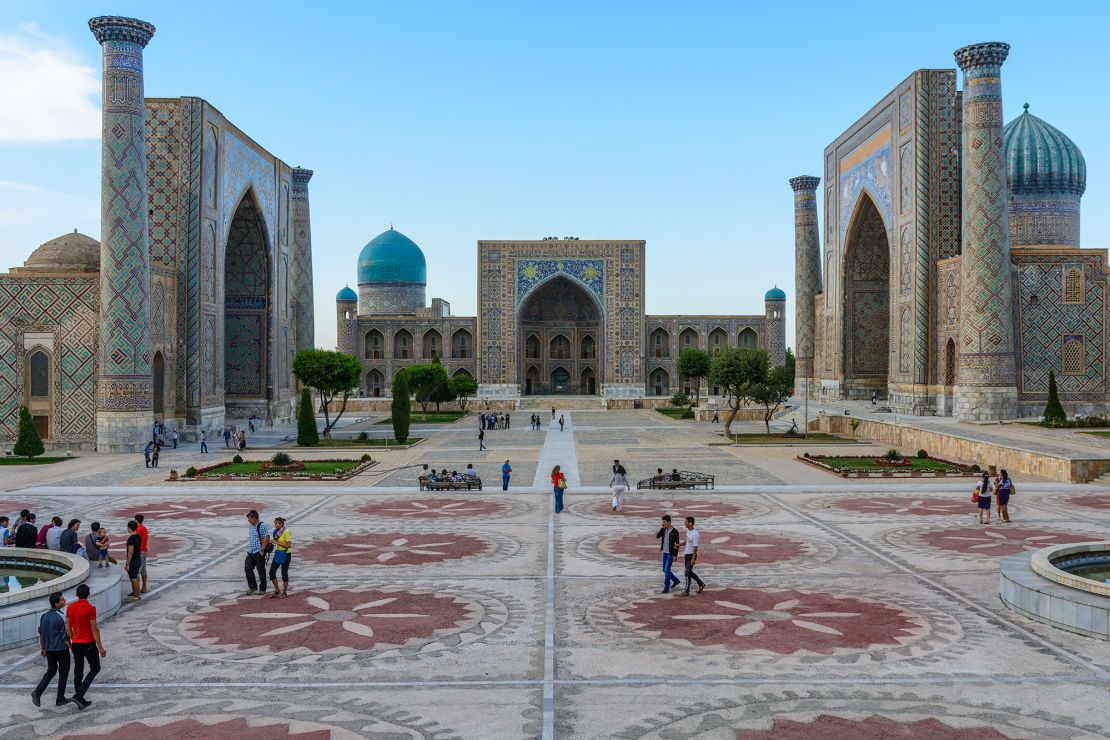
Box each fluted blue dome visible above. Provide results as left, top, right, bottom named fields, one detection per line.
left=335, top=286, right=357, bottom=302
left=765, top=286, right=786, bottom=301
left=1004, top=104, right=1086, bottom=196
left=357, top=228, right=427, bottom=285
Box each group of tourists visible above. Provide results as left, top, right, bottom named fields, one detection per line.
left=972, top=469, right=1017, bottom=525
left=479, top=412, right=510, bottom=430
left=419, top=463, right=484, bottom=490
left=243, top=510, right=293, bottom=598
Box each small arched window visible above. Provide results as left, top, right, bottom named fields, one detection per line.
left=1063, top=267, right=1084, bottom=305
left=1061, top=335, right=1085, bottom=376
left=29, top=351, right=50, bottom=397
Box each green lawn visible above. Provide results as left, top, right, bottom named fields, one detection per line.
left=0, top=456, right=71, bottom=465
left=199, top=460, right=364, bottom=476
left=811, top=455, right=961, bottom=472
left=1081, top=431, right=1110, bottom=438
left=729, top=432, right=852, bottom=443
left=375, top=411, right=467, bottom=424
left=656, top=407, right=694, bottom=419
left=296, top=437, right=423, bottom=447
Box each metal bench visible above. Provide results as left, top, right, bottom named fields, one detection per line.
left=420, top=476, right=483, bottom=492
left=636, top=471, right=715, bottom=490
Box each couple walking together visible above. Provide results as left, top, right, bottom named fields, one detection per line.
left=656, top=515, right=705, bottom=595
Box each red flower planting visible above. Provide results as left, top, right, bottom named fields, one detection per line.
left=735, top=714, right=1012, bottom=739
left=618, top=587, right=918, bottom=654
left=191, top=589, right=473, bottom=652
left=608, top=531, right=805, bottom=565
left=113, top=500, right=266, bottom=520
left=358, top=498, right=509, bottom=518
left=299, top=532, right=490, bottom=566
left=921, top=527, right=1095, bottom=556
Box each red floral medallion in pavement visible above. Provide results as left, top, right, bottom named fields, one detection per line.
left=299, top=532, right=490, bottom=566
left=608, top=531, right=805, bottom=565
left=920, top=527, right=1094, bottom=556
left=735, top=714, right=1012, bottom=739
left=112, top=500, right=266, bottom=520
left=594, top=498, right=741, bottom=518
left=833, top=497, right=969, bottom=516
left=358, top=498, right=509, bottom=518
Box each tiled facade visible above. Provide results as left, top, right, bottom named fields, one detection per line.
left=799, top=41, right=1106, bottom=418
left=0, top=17, right=313, bottom=449
left=342, top=239, right=785, bottom=400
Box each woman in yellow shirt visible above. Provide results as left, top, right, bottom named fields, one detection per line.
left=268, top=517, right=293, bottom=598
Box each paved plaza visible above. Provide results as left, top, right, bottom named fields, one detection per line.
left=1, top=410, right=1109, bottom=739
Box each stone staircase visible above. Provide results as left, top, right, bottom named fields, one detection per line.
left=516, top=395, right=607, bottom=410
left=1089, top=471, right=1110, bottom=487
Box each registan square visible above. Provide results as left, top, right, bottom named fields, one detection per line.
left=0, top=3, right=1107, bottom=739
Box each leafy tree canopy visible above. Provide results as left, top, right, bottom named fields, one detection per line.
left=292, top=349, right=362, bottom=437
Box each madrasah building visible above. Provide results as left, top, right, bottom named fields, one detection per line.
left=336, top=231, right=786, bottom=402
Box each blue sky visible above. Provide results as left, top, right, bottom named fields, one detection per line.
left=1, top=0, right=1106, bottom=352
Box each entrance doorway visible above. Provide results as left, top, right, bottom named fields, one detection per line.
left=224, top=190, right=271, bottom=417
left=842, top=194, right=890, bottom=399
left=519, top=275, right=602, bottom=394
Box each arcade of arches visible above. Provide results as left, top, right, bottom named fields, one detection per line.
left=520, top=276, right=601, bottom=395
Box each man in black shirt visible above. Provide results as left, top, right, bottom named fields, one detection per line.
left=15, top=513, right=38, bottom=548
left=124, top=520, right=143, bottom=603
left=655, top=514, right=681, bottom=593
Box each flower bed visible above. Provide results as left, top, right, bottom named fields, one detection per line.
left=798, top=453, right=976, bottom=478
left=180, top=458, right=374, bottom=481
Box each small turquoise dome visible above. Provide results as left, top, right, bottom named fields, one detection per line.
left=336, top=285, right=357, bottom=302
left=1004, top=104, right=1086, bottom=196
left=765, top=286, right=786, bottom=301
left=357, top=228, right=427, bottom=285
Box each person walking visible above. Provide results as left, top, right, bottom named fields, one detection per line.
left=134, top=513, right=149, bottom=594
left=558, top=414, right=565, bottom=432
left=238, top=431, right=247, bottom=451
left=124, top=520, right=143, bottom=603
left=501, top=459, right=512, bottom=491
left=59, top=520, right=81, bottom=555
left=656, top=515, right=682, bottom=593
left=505, top=412, right=511, bottom=430
left=974, top=472, right=993, bottom=525
left=551, top=465, right=567, bottom=514
left=32, top=592, right=70, bottom=708
left=268, top=517, right=292, bottom=598
left=15, top=513, right=37, bottom=548
left=66, top=583, right=105, bottom=710
left=610, top=469, right=629, bottom=512
left=679, top=516, right=706, bottom=596
left=223, top=427, right=232, bottom=448
left=551, top=406, right=556, bottom=420
left=478, top=427, right=486, bottom=451
left=479, top=412, right=486, bottom=430
left=200, top=430, right=208, bottom=454
left=243, top=510, right=270, bottom=596
left=712, top=409, right=719, bottom=423
left=171, top=427, right=178, bottom=449
left=996, top=469, right=1015, bottom=523
left=150, top=443, right=160, bottom=469
left=142, top=441, right=152, bottom=468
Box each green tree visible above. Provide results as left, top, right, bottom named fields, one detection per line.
left=430, top=358, right=455, bottom=412
left=391, top=371, right=411, bottom=443
left=751, top=364, right=795, bottom=434
left=406, top=361, right=450, bottom=414
left=450, top=373, right=478, bottom=412
left=676, top=348, right=710, bottom=406
left=1043, top=369, right=1067, bottom=424
left=292, top=349, right=362, bottom=437
left=783, top=347, right=796, bottom=382
left=296, top=388, right=319, bottom=446
left=13, top=405, right=44, bottom=458
left=708, top=347, right=764, bottom=435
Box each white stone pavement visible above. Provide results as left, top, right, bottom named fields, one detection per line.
left=533, top=411, right=580, bottom=490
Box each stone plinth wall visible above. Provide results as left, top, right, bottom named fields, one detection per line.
left=813, top=414, right=1110, bottom=483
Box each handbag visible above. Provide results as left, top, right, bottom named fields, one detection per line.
left=971, top=485, right=980, bottom=503
left=273, top=549, right=288, bottom=564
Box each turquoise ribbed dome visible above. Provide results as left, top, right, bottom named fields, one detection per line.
left=357, top=228, right=427, bottom=285
left=765, top=286, right=786, bottom=301
left=1004, top=104, right=1086, bottom=196
left=335, top=286, right=357, bottom=301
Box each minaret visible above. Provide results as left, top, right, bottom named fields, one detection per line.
left=89, top=16, right=156, bottom=452
left=290, top=167, right=315, bottom=353
left=953, top=42, right=1018, bottom=421
left=790, top=175, right=821, bottom=397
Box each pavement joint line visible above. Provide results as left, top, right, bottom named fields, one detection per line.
left=761, top=491, right=1110, bottom=680
left=543, top=470, right=556, bottom=740
left=0, top=493, right=340, bottom=678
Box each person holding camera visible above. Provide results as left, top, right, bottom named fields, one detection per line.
left=244, top=510, right=271, bottom=596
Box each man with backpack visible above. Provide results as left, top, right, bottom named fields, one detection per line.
left=243, top=510, right=271, bottom=596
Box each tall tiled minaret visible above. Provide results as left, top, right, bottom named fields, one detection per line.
left=953, top=42, right=1018, bottom=421
left=790, top=175, right=821, bottom=396
left=89, top=16, right=156, bottom=451
left=290, top=167, right=315, bottom=353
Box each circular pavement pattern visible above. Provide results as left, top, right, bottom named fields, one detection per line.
left=733, top=714, right=1010, bottom=739
left=830, top=496, right=970, bottom=516
left=919, top=526, right=1096, bottom=556
left=108, top=532, right=188, bottom=559
left=1067, top=493, right=1110, bottom=510
left=607, top=530, right=806, bottom=566
left=113, top=499, right=267, bottom=520
left=186, top=588, right=477, bottom=652
left=63, top=717, right=357, bottom=740
left=587, top=498, right=746, bottom=519
left=357, top=497, right=511, bottom=519
left=298, top=531, right=491, bottom=566
left=615, top=587, right=919, bottom=654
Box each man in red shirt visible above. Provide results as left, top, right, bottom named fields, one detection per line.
left=134, top=513, right=149, bottom=594
left=66, top=583, right=106, bottom=709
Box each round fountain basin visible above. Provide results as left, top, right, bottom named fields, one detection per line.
left=1001, top=541, right=1110, bottom=640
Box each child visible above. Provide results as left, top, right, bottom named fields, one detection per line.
left=974, top=472, right=993, bottom=525
left=95, top=527, right=110, bottom=567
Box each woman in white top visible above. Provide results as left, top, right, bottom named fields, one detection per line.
left=975, top=472, right=993, bottom=525
left=610, top=471, right=629, bottom=512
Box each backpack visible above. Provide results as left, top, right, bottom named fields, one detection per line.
left=256, top=523, right=274, bottom=556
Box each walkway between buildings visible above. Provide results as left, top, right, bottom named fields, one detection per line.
left=533, top=411, right=580, bottom=489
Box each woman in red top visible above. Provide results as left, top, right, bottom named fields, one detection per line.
left=550, top=465, right=567, bottom=514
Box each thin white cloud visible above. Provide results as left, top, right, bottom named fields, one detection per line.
left=0, top=23, right=100, bottom=144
